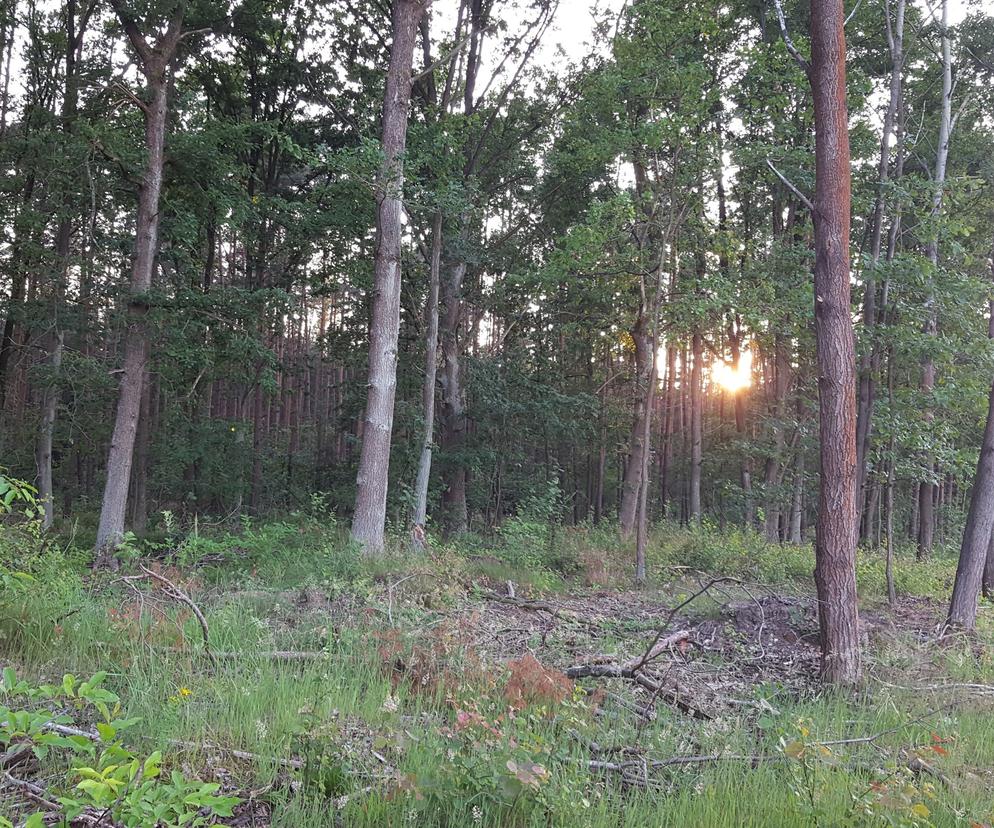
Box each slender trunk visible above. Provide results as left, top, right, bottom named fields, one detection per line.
left=764, top=337, right=790, bottom=541
left=689, top=330, right=703, bottom=522
left=789, top=450, right=804, bottom=543
left=919, top=0, right=952, bottom=560
left=94, top=15, right=179, bottom=564
left=351, top=0, right=427, bottom=554
left=885, top=435, right=897, bottom=605
left=855, top=0, right=905, bottom=524
left=439, top=258, right=469, bottom=536
left=36, top=332, right=63, bottom=530
left=809, top=0, right=862, bottom=685
left=620, top=309, right=652, bottom=537
left=130, top=367, right=152, bottom=535
left=411, top=211, right=443, bottom=548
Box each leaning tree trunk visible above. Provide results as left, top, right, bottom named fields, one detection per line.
left=94, top=9, right=182, bottom=565
left=950, top=236, right=994, bottom=623
left=350, top=0, right=427, bottom=555
left=809, top=0, right=862, bottom=685
left=948, top=379, right=994, bottom=628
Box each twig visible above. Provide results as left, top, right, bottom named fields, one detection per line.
left=630, top=577, right=742, bottom=673
left=127, top=565, right=216, bottom=665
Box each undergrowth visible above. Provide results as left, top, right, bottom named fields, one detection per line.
left=0, top=507, right=991, bottom=826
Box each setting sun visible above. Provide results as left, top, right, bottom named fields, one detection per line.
left=712, top=349, right=753, bottom=393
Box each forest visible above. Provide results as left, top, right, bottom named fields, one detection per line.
left=3, top=0, right=994, bottom=824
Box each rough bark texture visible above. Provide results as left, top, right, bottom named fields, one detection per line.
left=351, top=0, right=427, bottom=554
left=809, top=0, right=862, bottom=685
left=94, top=9, right=181, bottom=564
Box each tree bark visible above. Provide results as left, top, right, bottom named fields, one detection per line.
left=809, top=0, right=862, bottom=685
left=350, top=0, right=427, bottom=554
left=94, top=7, right=183, bottom=565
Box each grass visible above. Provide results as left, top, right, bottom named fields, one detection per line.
left=1, top=515, right=993, bottom=827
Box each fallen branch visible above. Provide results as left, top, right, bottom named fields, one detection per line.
left=212, top=650, right=327, bottom=662
left=117, top=565, right=216, bottom=665
left=3, top=770, right=59, bottom=810
left=482, top=592, right=599, bottom=629
left=167, top=738, right=304, bottom=769
left=139, top=564, right=216, bottom=665
left=3, top=719, right=306, bottom=770
left=907, top=754, right=951, bottom=789
left=564, top=663, right=711, bottom=720
left=589, top=753, right=768, bottom=773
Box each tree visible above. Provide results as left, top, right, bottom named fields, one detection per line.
left=94, top=1, right=187, bottom=566
left=350, top=0, right=429, bottom=555
left=808, top=0, right=862, bottom=685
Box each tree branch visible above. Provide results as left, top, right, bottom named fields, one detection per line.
left=771, top=0, right=810, bottom=73
left=766, top=158, right=815, bottom=214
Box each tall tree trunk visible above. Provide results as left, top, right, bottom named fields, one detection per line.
left=809, top=0, right=862, bottom=685
left=94, top=7, right=183, bottom=565
left=919, top=0, right=952, bottom=560
left=411, top=211, right=443, bottom=548
left=689, top=330, right=703, bottom=522
left=350, top=0, right=427, bottom=554
left=728, top=324, right=754, bottom=525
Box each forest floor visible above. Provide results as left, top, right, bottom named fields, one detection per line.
left=2, top=518, right=994, bottom=827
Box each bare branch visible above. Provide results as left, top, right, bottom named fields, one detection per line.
left=766, top=158, right=815, bottom=214
left=771, top=0, right=810, bottom=73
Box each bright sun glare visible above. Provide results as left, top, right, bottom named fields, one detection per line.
left=712, top=349, right=753, bottom=393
